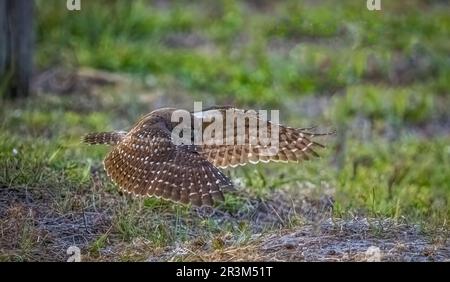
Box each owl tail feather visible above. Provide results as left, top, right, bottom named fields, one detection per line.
left=82, top=131, right=127, bottom=145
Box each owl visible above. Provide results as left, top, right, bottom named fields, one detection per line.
left=83, top=106, right=333, bottom=206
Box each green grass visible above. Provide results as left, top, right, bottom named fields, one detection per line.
left=335, top=137, right=450, bottom=221
left=35, top=0, right=450, bottom=106
left=0, top=0, right=449, bottom=261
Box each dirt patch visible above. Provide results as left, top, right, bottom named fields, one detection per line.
left=0, top=182, right=447, bottom=261
left=0, top=181, right=331, bottom=261
left=0, top=186, right=112, bottom=261
left=171, top=218, right=449, bottom=262
left=259, top=218, right=449, bottom=261
left=163, top=32, right=211, bottom=49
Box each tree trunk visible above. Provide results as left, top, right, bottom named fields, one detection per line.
left=0, top=0, right=34, bottom=99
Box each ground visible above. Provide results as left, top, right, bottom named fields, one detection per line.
left=0, top=0, right=449, bottom=261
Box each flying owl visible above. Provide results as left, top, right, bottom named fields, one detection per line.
left=83, top=106, right=333, bottom=207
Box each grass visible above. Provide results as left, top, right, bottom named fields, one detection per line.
left=0, top=0, right=449, bottom=261
left=35, top=0, right=449, bottom=105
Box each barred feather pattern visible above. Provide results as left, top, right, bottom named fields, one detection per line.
left=83, top=107, right=332, bottom=207
left=102, top=116, right=232, bottom=207
left=83, top=131, right=127, bottom=145
left=195, top=107, right=333, bottom=169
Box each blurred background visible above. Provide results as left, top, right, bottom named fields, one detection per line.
left=0, top=0, right=449, bottom=261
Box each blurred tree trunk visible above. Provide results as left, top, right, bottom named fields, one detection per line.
left=0, top=0, right=34, bottom=99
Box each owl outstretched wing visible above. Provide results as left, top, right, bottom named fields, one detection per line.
left=193, top=106, right=334, bottom=168
left=103, top=124, right=232, bottom=207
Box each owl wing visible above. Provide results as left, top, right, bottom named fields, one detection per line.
left=103, top=125, right=232, bottom=207
left=193, top=106, right=334, bottom=169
